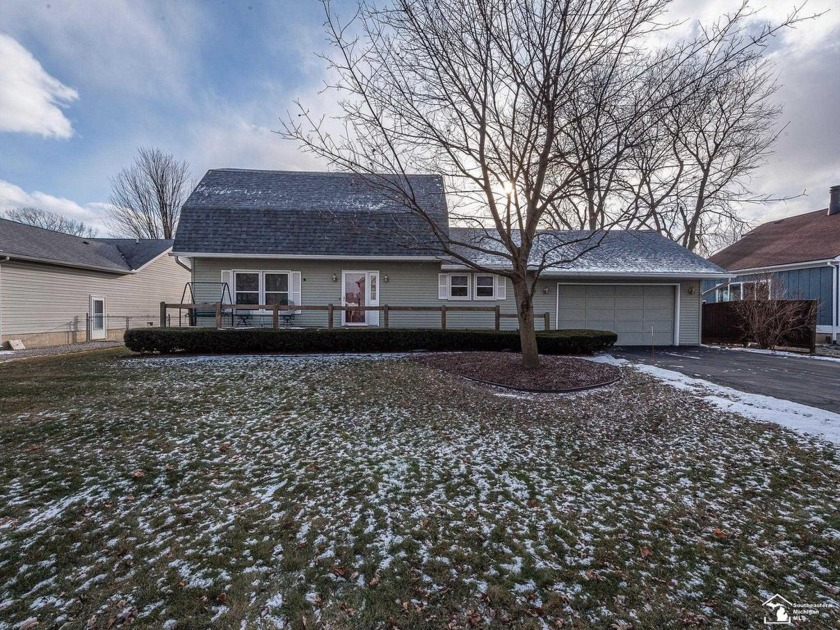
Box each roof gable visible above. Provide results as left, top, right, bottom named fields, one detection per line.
left=710, top=209, right=840, bottom=270
left=173, top=169, right=448, bottom=257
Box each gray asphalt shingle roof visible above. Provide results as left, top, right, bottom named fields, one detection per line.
left=173, top=168, right=725, bottom=277
left=173, top=169, right=448, bottom=257
left=447, top=228, right=729, bottom=276
left=0, top=218, right=172, bottom=273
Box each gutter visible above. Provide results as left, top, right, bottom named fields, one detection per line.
left=170, top=252, right=443, bottom=262
left=728, top=259, right=837, bottom=275
left=0, top=252, right=132, bottom=275
left=440, top=264, right=733, bottom=280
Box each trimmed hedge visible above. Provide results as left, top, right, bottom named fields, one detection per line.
left=124, top=327, right=617, bottom=356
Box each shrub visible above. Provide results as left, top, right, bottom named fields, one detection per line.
left=124, top=327, right=617, bottom=356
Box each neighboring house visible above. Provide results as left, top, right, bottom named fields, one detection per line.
left=0, top=219, right=190, bottom=348
left=705, top=185, right=840, bottom=343
left=172, top=169, right=729, bottom=346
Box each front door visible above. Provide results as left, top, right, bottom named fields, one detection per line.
left=342, top=271, right=380, bottom=326
left=90, top=296, right=106, bottom=340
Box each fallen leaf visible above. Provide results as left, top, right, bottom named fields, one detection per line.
left=466, top=609, right=482, bottom=626
left=712, top=528, right=728, bottom=539
left=332, top=566, right=347, bottom=578
left=640, top=546, right=653, bottom=558
left=131, top=469, right=145, bottom=479
left=218, top=592, right=227, bottom=604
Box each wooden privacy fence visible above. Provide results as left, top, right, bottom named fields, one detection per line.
left=702, top=300, right=817, bottom=351
left=160, top=302, right=552, bottom=331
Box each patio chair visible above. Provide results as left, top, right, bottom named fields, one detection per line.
left=279, top=301, right=296, bottom=327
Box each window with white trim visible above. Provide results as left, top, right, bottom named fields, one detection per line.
left=226, top=270, right=302, bottom=311
left=439, top=273, right=506, bottom=301
left=474, top=274, right=496, bottom=299
left=234, top=272, right=260, bottom=305
left=716, top=280, right=771, bottom=302
left=264, top=272, right=290, bottom=306
left=449, top=274, right=471, bottom=299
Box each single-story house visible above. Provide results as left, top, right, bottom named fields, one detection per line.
left=0, top=218, right=190, bottom=348
left=705, top=185, right=840, bottom=343
left=172, top=169, right=730, bottom=346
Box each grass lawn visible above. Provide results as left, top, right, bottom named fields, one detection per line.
left=0, top=349, right=838, bottom=629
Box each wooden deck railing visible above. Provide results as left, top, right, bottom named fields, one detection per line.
left=160, top=302, right=551, bottom=331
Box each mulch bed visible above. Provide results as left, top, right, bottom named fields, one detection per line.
left=413, top=352, right=621, bottom=392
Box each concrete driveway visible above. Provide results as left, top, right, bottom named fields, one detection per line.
left=611, top=346, right=840, bottom=414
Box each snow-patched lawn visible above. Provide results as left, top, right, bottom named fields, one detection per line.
left=0, top=350, right=838, bottom=629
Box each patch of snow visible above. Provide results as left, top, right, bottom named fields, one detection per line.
left=608, top=356, right=840, bottom=444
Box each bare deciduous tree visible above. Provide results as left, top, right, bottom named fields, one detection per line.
left=282, top=0, right=804, bottom=368
left=106, top=147, right=190, bottom=239
left=627, top=55, right=791, bottom=255
left=2, top=207, right=97, bottom=237
left=732, top=275, right=818, bottom=349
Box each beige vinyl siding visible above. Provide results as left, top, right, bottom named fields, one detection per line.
left=0, top=255, right=189, bottom=345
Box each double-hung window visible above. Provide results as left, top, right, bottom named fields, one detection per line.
left=231, top=271, right=295, bottom=309
left=264, top=273, right=290, bottom=306
left=234, top=272, right=260, bottom=305
left=448, top=274, right=471, bottom=299
left=439, top=273, right=506, bottom=301
left=474, top=274, right=496, bottom=299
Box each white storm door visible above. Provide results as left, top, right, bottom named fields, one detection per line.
left=342, top=271, right=380, bottom=326
left=366, top=271, right=380, bottom=326
left=90, top=296, right=106, bottom=340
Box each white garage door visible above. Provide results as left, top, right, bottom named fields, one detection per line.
left=556, top=284, right=676, bottom=345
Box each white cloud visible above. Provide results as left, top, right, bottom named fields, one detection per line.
left=656, top=0, right=840, bottom=52
left=0, top=179, right=108, bottom=232
left=0, top=33, right=77, bottom=138
left=0, top=1, right=204, bottom=102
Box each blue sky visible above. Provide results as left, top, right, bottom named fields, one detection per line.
left=0, top=0, right=838, bottom=234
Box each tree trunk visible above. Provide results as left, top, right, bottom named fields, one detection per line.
left=512, top=273, right=540, bottom=369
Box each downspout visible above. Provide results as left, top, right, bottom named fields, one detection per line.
left=833, top=261, right=839, bottom=344
left=175, top=256, right=192, bottom=273
left=0, top=256, right=8, bottom=348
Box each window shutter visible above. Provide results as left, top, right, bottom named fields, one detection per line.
left=220, top=270, right=233, bottom=304
left=438, top=274, right=449, bottom=300
left=495, top=275, right=507, bottom=301
left=290, top=271, right=302, bottom=313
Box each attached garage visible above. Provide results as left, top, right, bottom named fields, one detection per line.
left=556, top=284, right=677, bottom=345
